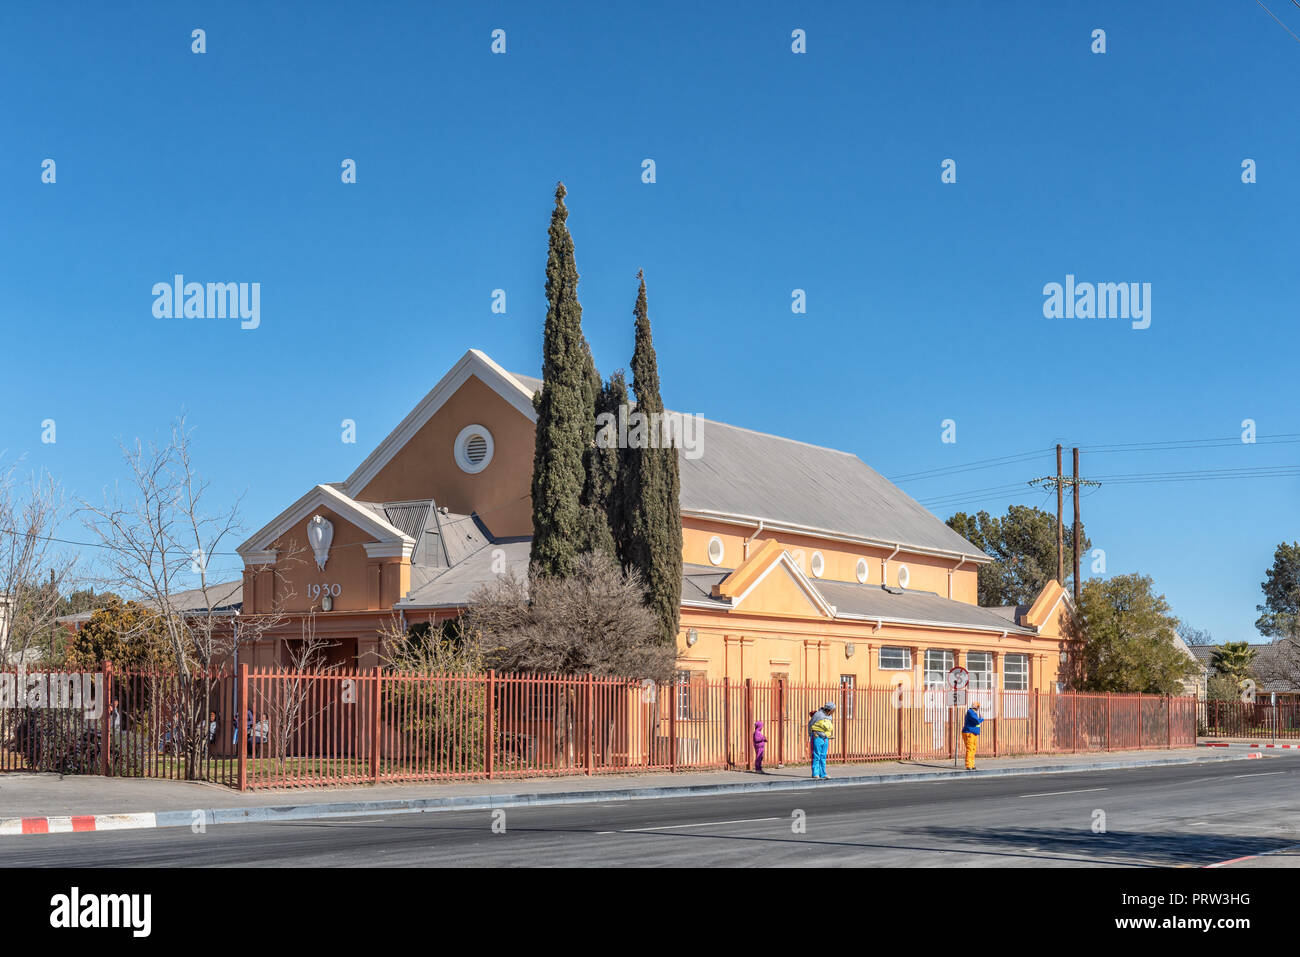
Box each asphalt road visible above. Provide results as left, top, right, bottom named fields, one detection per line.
left=4, top=755, right=1299, bottom=867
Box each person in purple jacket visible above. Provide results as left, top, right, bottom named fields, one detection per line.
left=753, top=720, right=767, bottom=773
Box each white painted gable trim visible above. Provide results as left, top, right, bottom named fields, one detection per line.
left=729, top=549, right=836, bottom=618
left=237, top=483, right=413, bottom=561
left=342, top=349, right=538, bottom=498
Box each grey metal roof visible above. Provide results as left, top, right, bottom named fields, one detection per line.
left=382, top=501, right=433, bottom=541
left=435, top=510, right=493, bottom=566
left=988, top=604, right=1029, bottom=625
left=508, top=370, right=985, bottom=560
left=813, top=580, right=1036, bottom=634
left=399, top=540, right=532, bottom=608
left=683, top=564, right=731, bottom=605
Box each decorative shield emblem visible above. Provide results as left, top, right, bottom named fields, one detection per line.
left=307, top=515, right=333, bottom=571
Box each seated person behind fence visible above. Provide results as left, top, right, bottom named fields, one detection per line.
left=252, top=714, right=269, bottom=747
left=208, top=711, right=218, bottom=745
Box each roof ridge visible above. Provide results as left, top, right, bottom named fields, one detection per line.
left=508, top=369, right=862, bottom=462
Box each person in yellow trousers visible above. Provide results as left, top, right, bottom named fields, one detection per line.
left=961, top=701, right=984, bottom=771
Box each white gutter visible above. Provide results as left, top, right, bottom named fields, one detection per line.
left=743, top=520, right=765, bottom=560
left=948, top=553, right=971, bottom=599
left=836, top=612, right=1037, bottom=638
left=882, top=544, right=901, bottom=586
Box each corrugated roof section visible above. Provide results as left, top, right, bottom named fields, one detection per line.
left=814, top=580, right=1036, bottom=634
left=508, top=370, right=985, bottom=560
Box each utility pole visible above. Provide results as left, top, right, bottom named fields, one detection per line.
left=1055, top=445, right=1064, bottom=585
left=1029, top=446, right=1100, bottom=596
left=1073, top=447, right=1081, bottom=604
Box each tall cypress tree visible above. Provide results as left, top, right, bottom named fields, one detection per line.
left=624, top=271, right=683, bottom=645
left=530, top=183, right=589, bottom=579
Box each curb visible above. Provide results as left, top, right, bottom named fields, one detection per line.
left=1200, top=741, right=1300, bottom=750
left=0, top=750, right=1261, bottom=838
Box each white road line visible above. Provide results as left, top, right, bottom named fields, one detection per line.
left=1018, top=787, right=1109, bottom=798
left=596, top=816, right=781, bottom=835
left=1231, top=771, right=1286, bottom=778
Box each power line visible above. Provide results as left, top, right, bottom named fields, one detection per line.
left=1257, top=0, right=1300, bottom=44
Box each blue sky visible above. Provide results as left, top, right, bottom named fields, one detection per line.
left=1, top=1, right=1297, bottom=642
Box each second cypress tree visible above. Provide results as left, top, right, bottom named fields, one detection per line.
left=623, top=271, right=683, bottom=645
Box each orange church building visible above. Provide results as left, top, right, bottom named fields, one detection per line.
left=235, top=349, right=1074, bottom=695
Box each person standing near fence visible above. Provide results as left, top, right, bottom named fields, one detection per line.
left=808, top=702, right=835, bottom=779
left=962, top=702, right=984, bottom=770
left=753, top=720, right=767, bottom=773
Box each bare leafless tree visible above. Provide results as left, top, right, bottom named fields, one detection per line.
left=79, top=415, right=297, bottom=779
left=0, top=460, right=78, bottom=665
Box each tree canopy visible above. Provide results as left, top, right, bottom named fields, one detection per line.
left=1255, top=541, right=1300, bottom=641
left=1070, top=574, right=1198, bottom=694
left=946, top=505, right=1089, bottom=607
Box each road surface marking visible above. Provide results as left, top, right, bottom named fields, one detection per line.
left=596, top=816, right=781, bottom=835
left=1018, top=787, right=1108, bottom=798
left=1230, top=771, right=1285, bottom=778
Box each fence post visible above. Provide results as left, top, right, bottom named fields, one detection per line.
left=669, top=678, right=678, bottom=773
left=585, top=672, right=593, bottom=776
left=486, top=669, right=496, bottom=780
left=1072, top=693, right=1078, bottom=753
left=894, top=686, right=904, bottom=764
left=840, top=681, right=848, bottom=765
left=776, top=678, right=785, bottom=767
left=1137, top=693, right=1143, bottom=750
left=723, top=680, right=731, bottom=769
left=744, top=678, right=753, bottom=770
left=1033, top=690, right=1040, bottom=754
left=992, top=691, right=998, bottom=757
left=370, top=667, right=382, bottom=783
left=237, top=663, right=248, bottom=791
left=1166, top=694, right=1172, bottom=750
left=1106, top=692, right=1112, bottom=751
left=99, top=661, right=113, bottom=777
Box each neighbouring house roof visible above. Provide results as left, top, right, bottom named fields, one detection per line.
left=505, top=369, right=988, bottom=562
left=55, top=579, right=244, bottom=627
left=1186, top=641, right=1300, bottom=693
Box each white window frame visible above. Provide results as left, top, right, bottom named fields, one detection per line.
left=1003, top=654, right=1029, bottom=692
left=839, top=674, right=855, bottom=719
left=967, top=651, right=994, bottom=692
left=453, top=424, right=495, bottom=474
left=924, top=649, right=954, bottom=688
left=878, top=646, right=911, bottom=671
left=707, top=536, right=725, bottom=566
left=810, top=551, right=825, bottom=578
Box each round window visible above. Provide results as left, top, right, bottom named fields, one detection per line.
left=707, top=536, right=725, bottom=566
left=454, top=425, right=494, bottom=474
left=810, top=551, right=824, bottom=578
left=896, top=564, right=910, bottom=589
left=856, top=558, right=869, bottom=584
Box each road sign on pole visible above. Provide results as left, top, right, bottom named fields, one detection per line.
left=947, top=668, right=969, bottom=767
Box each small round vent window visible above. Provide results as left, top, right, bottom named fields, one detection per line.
left=454, top=425, right=494, bottom=474
left=707, top=536, right=725, bottom=566
left=856, top=558, right=869, bottom=584
left=810, top=551, right=825, bottom=578
left=896, top=564, right=911, bottom=589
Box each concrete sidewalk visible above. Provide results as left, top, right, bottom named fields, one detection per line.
left=0, top=746, right=1268, bottom=836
